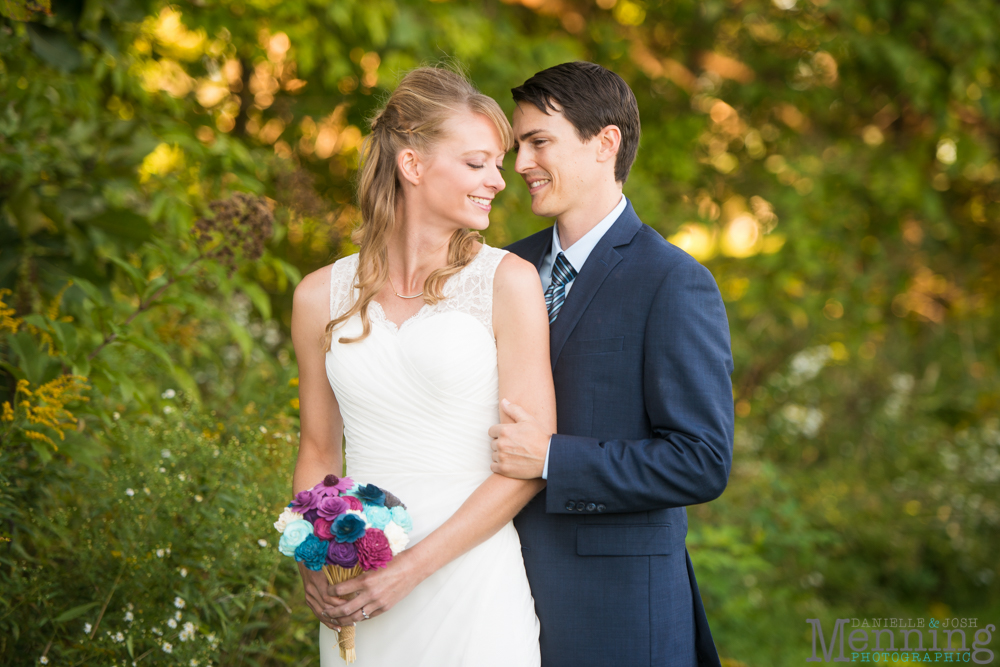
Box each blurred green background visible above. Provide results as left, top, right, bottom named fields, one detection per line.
left=2, top=0, right=999, bottom=664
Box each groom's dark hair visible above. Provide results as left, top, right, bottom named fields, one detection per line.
left=512, top=61, right=640, bottom=183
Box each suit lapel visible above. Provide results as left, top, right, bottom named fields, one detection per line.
left=549, top=202, right=643, bottom=368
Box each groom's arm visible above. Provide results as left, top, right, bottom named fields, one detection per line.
left=545, top=258, right=734, bottom=513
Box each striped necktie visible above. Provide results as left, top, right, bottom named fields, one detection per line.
left=544, top=252, right=577, bottom=323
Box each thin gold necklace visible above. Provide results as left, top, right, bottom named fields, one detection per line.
left=388, top=276, right=424, bottom=299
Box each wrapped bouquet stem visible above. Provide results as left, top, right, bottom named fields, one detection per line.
left=274, top=475, right=412, bottom=665
left=323, top=563, right=364, bottom=662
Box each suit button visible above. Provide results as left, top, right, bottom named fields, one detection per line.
left=596, top=504, right=606, bottom=512
left=565, top=501, right=576, bottom=511
left=586, top=503, right=596, bottom=512
left=575, top=502, right=586, bottom=511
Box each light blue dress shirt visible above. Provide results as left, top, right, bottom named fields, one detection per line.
left=539, top=194, right=627, bottom=479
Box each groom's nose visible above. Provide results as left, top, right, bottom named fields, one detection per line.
left=514, top=146, right=534, bottom=175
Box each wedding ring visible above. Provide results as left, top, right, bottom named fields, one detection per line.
left=361, top=607, right=370, bottom=620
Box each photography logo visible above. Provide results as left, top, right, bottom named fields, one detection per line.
left=806, top=617, right=996, bottom=664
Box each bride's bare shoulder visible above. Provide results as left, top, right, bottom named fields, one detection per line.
left=294, top=255, right=357, bottom=309
left=493, top=251, right=543, bottom=299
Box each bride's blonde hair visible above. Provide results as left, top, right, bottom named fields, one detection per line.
left=325, top=67, right=514, bottom=347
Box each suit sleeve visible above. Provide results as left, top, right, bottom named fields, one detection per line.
left=544, top=258, right=735, bottom=514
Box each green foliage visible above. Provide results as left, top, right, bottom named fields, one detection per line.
left=2, top=0, right=1000, bottom=664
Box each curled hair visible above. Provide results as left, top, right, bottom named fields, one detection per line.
left=325, top=67, right=513, bottom=347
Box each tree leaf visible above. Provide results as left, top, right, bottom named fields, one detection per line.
left=80, top=208, right=152, bottom=242
left=25, top=23, right=83, bottom=72
left=54, top=601, right=100, bottom=623
left=106, top=256, right=147, bottom=297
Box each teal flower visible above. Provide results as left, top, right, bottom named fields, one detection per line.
left=364, top=504, right=392, bottom=530
left=278, top=519, right=314, bottom=556
left=294, top=534, right=330, bottom=571
left=390, top=506, right=413, bottom=532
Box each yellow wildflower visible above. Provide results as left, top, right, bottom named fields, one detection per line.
left=2, top=401, right=13, bottom=422
left=0, top=288, right=20, bottom=334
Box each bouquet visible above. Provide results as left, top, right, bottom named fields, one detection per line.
left=274, top=474, right=412, bottom=663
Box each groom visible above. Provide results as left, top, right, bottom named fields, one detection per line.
left=491, top=62, right=734, bottom=667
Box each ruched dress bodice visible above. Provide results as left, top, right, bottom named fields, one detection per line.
left=319, top=245, right=540, bottom=666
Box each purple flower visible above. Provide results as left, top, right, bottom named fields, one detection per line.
left=327, top=540, right=359, bottom=568
left=316, top=496, right=349, bottom=521
left=290, top=489, right=321, bottom=513
left=303, top=509, right=320, bottom=523
left=316, top=474, right=355, bottom=495
left=356, top=528, right=392, bottom=570
left=343, top=496, right=363, bottom=511
left=314, top=518, right=334, bottom=541
left=332, top=513, right=367, bottom=543
left=294, top=534, right=329, bottom=571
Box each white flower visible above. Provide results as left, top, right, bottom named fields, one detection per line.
left=162, top=389, right=176, bottom=399
left=83, top=622, right=92, bottom=634
left=178, top=473, right=186, bottom=482
left=113, top=411, right=120, bottom=420
left=124, top=611, right=134, bottom=622
left=167, top=618, right=178, bottom=629
left=194, top=495, right=203, bottom=502
left=156, top=548, right=166, bottom=558
left=113, top=631, right=125, bottom=643
left=125, top=488, right=135, bottom=497
left=161, top=449, right=171, bottom=458
left=179, top=621, right=196, bottom=642
left=151, top=626, right=162, bottom=636
left=257, top=539, right=268, bottom=548
left=174, top=596, right=186, bottom=609
left=163, top=405, right=174, bottom=415
left=190, top=660, right=200, bottom=666
left=174, top=610, right=182, bottom=621
left=180, top=567, right=188, bottom=577
left=143, top=487, right=150, bottom=495
left=259, top=426, right=267, bottom=434
left=383, top=521, right=410, bottom=556
left=162, top=642, right=173, bottom=653
left=159, top=467, right=166, bottom=473
left=273, top=508, right=305, bottom=534
left=39, top=657, right=49, bottom=665
left=212, top=449, right=220, bottom=458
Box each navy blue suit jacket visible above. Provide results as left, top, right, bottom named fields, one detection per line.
left=506, top=201, right=734, bottom=667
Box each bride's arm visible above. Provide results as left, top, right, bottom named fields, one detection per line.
left=328, top=253, right=554, bottom=625
left=290, top=267, right=347, bottom=631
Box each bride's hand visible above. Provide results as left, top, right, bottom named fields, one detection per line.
left=298, top=562, right=349, bottom=631
left=327, top=550, right=424, bottom=626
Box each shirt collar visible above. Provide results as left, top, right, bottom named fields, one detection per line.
left=551, top=194, right=627, bottom=272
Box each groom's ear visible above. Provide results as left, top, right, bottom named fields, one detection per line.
left=595, top=125, right=622, bottom=166
left=397, top=148, right=422, bottom=186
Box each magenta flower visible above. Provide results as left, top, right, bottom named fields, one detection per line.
left=316, top=496, right=349, bottom=520
left=356, top=528, right=392, bottom=570
left=343, top=496, right=363, bottom=511
left=314, top=518, right=334, bottom=541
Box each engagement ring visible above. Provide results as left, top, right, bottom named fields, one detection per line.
left=361, top=607, right=370, bottom=620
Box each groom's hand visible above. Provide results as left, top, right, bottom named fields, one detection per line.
left=488, top=399, right=550, bottom=479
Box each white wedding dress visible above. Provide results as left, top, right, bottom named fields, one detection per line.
left=319, top=245, right=541, bottom=666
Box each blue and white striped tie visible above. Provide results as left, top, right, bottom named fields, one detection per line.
left=545, top=252, right=577, bottom=323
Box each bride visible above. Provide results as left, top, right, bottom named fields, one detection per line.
left=289, top=67, right=554, bottom=665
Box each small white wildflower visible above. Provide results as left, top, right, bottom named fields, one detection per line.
left=127, top=602, right=134, bottom=610
left=174, top=610, right=182, bottom=621
left=190, top=660, right=200, bottom=667
left=194, top=495, right=203, bottom=502
left=178, top=473, right=186, bottom=482
left=156, top=548, right=166, bottom=558
left=114, top=631, right=125, bottom=643
left=259, top=425, right=267, bottom=434
left=166, top=547, right=171, bottom=555
left=162, top=642, right=173, bottom=653
left=126, top=488, right=135, bottom=497
left=257, top=539, right=267, bottom=547
left=39, top=657, right=49, bottom=665
left=212, top=448, right=220, bottom=458
left=180, top=567, right=188, bottom=577
left=143, top=487, right=150, bottom=495
left=151, top=627, right=162, bottom=636
left=167, top=618, right=178, bottom=629
left=163, top=405, right=174, bottom=415
left=113, top=411, right=120, bottom=420
left=124, top=611, right=134, bottom=622
left=83, top=622, right=92, bottom=634
left=161, top=449, right=171, bottom=458
left=162, top=389, right=176, bottom=399
left=174, top=596, right=186, bottom=609
left=179, top=621, right=195, bottom=642
left=159, top=467, right=166, bottom=473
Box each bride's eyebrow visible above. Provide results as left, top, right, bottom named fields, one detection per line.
left=461, top=150, right=492, bottom=158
